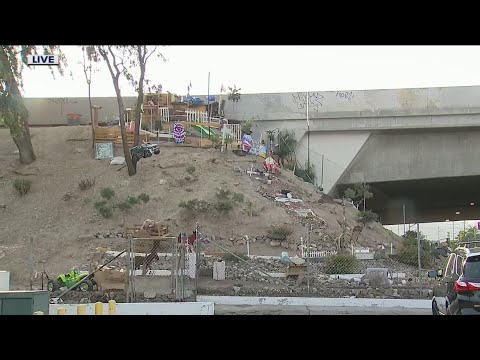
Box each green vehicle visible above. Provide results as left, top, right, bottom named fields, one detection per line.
left=47, top=268, right=95, bottom=292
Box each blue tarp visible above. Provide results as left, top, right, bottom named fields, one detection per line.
left=181, top=96, right=204, bottom=104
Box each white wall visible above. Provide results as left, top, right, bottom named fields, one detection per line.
left=296, top=131, right=371, bottom=193
left=49, top=302, right=214, bottom=315
left=197, top=296, right=431, bottom=309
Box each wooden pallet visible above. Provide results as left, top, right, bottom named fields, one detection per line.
left=125, top=224, right=171, bottom=253
left=94, top=127, right=150, bottom=147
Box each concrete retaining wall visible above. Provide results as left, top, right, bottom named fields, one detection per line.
left=197, top=296, right=431, bottom=309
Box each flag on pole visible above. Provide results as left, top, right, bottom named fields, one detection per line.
left=187, top=81, right=192, bottom=92
left=220, top=84, right=226, bottom=93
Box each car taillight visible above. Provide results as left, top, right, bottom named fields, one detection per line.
left=455, top=279, right=480, bottom=292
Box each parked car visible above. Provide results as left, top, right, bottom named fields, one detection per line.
left=130, top=143, right=160, bottom=162
left=428, top=241, right=480, bottom=315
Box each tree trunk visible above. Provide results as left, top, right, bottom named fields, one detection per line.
left=12, top=122, right=36, bottom=164
left=88, top=83, right=94, bottom=148
left=134, top=47, right=146, bottom=146
left=113, top=80, right=136, bottom=176
left=0, top=49, right=36, bottom=164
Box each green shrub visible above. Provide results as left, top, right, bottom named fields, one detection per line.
left=222, top=252, right=249, bottom=262
left=396, top=246, right=432, bottom=268
left=294, top=163, right=316, bottom=184
left=356, top=210, right=379, bottom=224
left=214, top=200, right=233, bottom=213
left=185, top=165, right=196, bottom=175
left=138, top=193, right=150, bottom=203
left=233, top=192, right=244, bottom=203
left=78, top=177, right=95, bottom=190
left=13, top=178, right=32, bottom=196
left=97, top=205, right=113, bottom=218
left=267, top=225, right=293, bottom=240
left=215, top=189, right=231, bottom=200
left=100, top=187, right=115, bottom=200
left=344, top=188, right=356, bottom=200
left=127, top=196, right=140, bottom=205
left=94, top=200, right=107, bottom=210
left=324, top=254, right=358, bottom=274
left=179, top=199, right=210, bottom=212
left=117, top=201, right=132, bottom=212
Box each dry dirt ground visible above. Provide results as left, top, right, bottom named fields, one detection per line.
left=0, top=126, right=402, bottom=289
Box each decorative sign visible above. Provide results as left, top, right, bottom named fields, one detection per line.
left=95, top=142, right=114, bottom=160
left=173, top=122, right=186, bottom=144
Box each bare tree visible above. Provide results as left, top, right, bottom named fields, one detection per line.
left=97, top=46, right=136, bottom=176
left=124, top=46, right=158, bottom=146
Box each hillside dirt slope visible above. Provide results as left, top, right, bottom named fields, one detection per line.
left=0, top=126, right=401, bottom=289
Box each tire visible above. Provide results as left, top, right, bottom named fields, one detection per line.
left=432, top=300, right=439, bottom=315
left=47, top=280, right=60, bottom=292
left=154, top=150, right=160, bottom=155
left=77, top=279, right=94, bottom=292
left=132, top=153, right=140, bottom=162
left=143, top=150, right=151, bottom=158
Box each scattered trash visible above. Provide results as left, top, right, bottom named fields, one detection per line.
left=110, top=157, right=126, bottom=165
left=294, top=209, right=316, bottom=217
left=275, top=197, right=303, bottom=203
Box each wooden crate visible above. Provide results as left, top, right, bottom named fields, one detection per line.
left=126, top=223, right=170, bottom=238
left=94, top=127, right=135, bottom=147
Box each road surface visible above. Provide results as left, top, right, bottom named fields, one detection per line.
left=215, top=305, right=430, bottom=315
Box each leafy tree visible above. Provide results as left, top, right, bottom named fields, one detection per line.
left=0, top=46, right=66, bottom=164
left=457, top=226, right=480, bottom=244
left=228, top=85, right=241, bottom=110
left=276, top=129, right=297, bottom=164
left=343, top=183, right=373, bottom=209
left=95, top=46, right=163, bottom=176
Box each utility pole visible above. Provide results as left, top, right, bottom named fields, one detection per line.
left=306, top=91, right=310, bottom=169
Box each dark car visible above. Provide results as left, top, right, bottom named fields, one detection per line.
left=130, top=143, right=160, bottom=162
left=428, top=241, right=480, bottom=315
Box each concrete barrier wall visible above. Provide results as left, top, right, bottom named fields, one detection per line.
left=49, top=302, right=214, bottom=315
left=197, top=296, right=431, bottom=309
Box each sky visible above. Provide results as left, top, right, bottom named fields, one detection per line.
left=21, top=46, right=480, bottom=98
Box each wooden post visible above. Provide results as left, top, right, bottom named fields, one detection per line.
left=92, top=105, right=102, bottom=148
left=29, top=237, right=34, bottom=291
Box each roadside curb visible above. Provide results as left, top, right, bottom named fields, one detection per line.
left=197, top=296, right=431, bottom=309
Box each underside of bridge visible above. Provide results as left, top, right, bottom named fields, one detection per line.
left=337, top=175, right=480, bottom=225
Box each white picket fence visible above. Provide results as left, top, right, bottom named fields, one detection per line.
left=224, top=124, right=242, bottom=141
left=159, top=107, right=170, bottom=122
left=185, top=110, right=222, bottom=125
left=301, top=248, right=337, bottom=259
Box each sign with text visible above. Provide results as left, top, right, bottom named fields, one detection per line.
left=27, top=55, right=59, bottom=66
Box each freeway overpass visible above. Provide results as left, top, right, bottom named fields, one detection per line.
left=221, top=86, right=480, bottom=224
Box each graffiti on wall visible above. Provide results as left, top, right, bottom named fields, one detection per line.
left=257, top=95, right=279, bottom=106
left=291, top=92, right=324, bottom=113
left=47, top=98, right=78, bottom=105
left=336, top=91, right=354, bottom=100
left=46, top=98, right=79, bottom=120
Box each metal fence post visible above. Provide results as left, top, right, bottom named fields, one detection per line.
left=307, top=225, right=311, bottom=294
left=417, top=223, right=422, bottom=297
left=195, top=223, right=200, bottom=298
